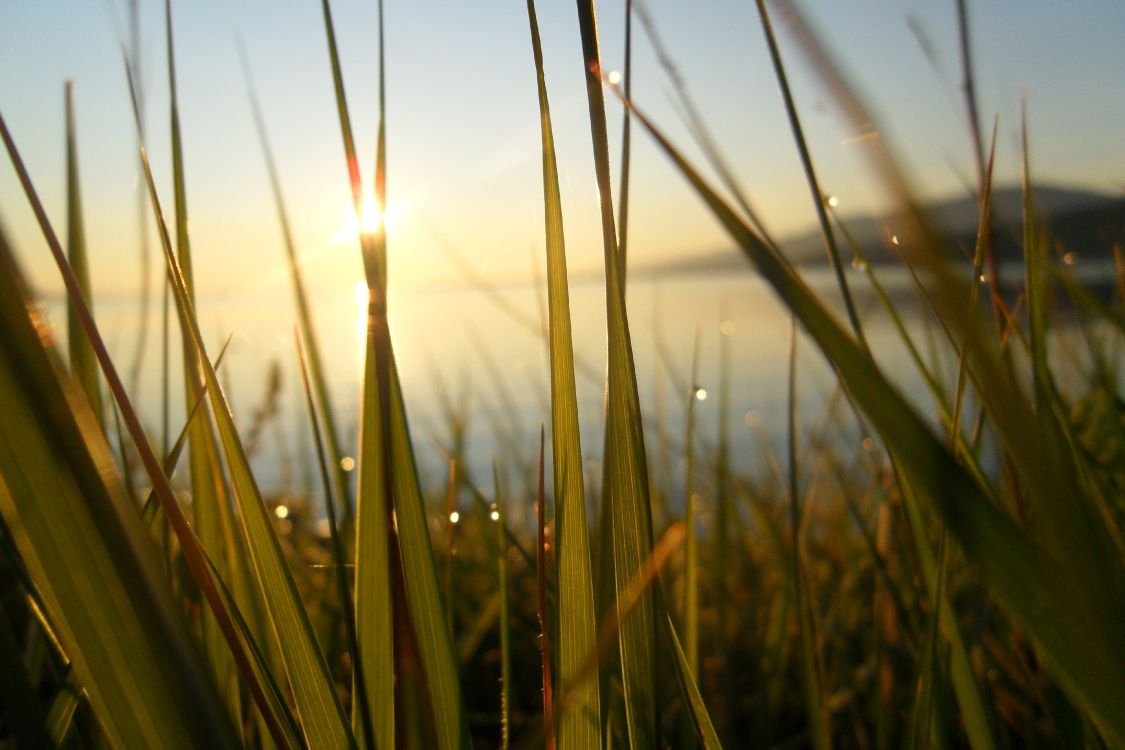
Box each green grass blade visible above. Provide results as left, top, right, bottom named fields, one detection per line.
left=787, top=319, right=830, bottom=750
left=138, top=132, right=354, bottom=749
left=64, top=81, right=102, bottom=430
left=626, top=92, right=1125, bottom=748
left=525, top=1, right=600, bottom=746
left=239, top=46, right=352, bottom=525
left=319, top=1, right=469, bottom=744
left=535, top=429, right=556, bottom=749
left=0, top=230, right=237, bottom=750
left=665, top=614, right=723, bottom=750
left=383, top=355, right=471, bottom=748
left=2, top=108, right=292, bottom=750
left=493, top=462, right=512, bottom=750
left=297, top=331, right=377, bottom=750
left=573, top=2, right=659, bottom=746
left=682, top=326, right=701, bottom=677
left=753, top=0, right=864, bottom=345
left=160, top=2, right=243, bottom=723
left=353, top=321, right=395, bottom=750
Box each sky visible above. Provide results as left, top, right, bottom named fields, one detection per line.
left=1, top=0, right=1124, bottom=300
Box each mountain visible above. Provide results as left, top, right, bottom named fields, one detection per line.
left=637, top=185, right=1125, bottom=275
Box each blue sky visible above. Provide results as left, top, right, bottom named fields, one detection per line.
left=2, top=0, right=1123, bottom=298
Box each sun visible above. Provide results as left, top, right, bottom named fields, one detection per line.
left=331, top=189, right=407, bottom=244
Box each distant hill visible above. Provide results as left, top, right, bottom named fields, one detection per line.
left=637, top=185, right=1125, bottom=275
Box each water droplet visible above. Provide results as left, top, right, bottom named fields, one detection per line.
left=1063, top=251, right=1077, bottom=266
left=449, top=511, right=461, bottom=524
left=826, top=195, right=839, bottom=208
left=274, top=504, right=290, bottom=520
left=607, top=70, right=622, bottom=85
left=490, top=510, right=500, bottom=522
left=340, top=456, right=356, bottom=472
left=694, top=387, right=708, bottom=401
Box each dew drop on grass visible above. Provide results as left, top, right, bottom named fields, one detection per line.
left=340, top=456, right=356, bottom=472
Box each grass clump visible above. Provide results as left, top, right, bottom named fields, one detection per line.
left=1, top=1, right=1124, bottom=749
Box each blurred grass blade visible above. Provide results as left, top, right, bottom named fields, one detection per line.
left=64, top=81, right=102, bottom=430
left=45, top=669, right=82, bottom=747
left=0, top=598, right=53, bottom=749
left=624, top=88, right=1125, bottom=748
left=525, top=0, right=600, bottom=746
left=535, top=428, right=556, bottom=750
left=239, top=46, right=352, bottom=524
left=574, top=1, right=659, bottom=746
left=682, top=326, right=701, bottom=677
left=0, top=228, right=237, bottom=750
left=493, top=462, right=512, bottom=750
left=787, top=319, right=830, bottom=750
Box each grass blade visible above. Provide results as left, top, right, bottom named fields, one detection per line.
left=536, top=428, right=556, bottom=750
left=0, top=227, right=237, bottom=750
left=1, top=108, right=291, bottom=750
left=319, top=2, right=470, bottom=745
left=525, top=1, right=601, bottom=746
left=665, top=614, right=723, bottom=750
left=625, top=86, right=1125, bottom=747
left=682, top=327, right=701, bottom=677
left=493, top=461, right=512, bottom=750
left=573, top=1, right=659, bottom=745
left=137, top=123, right=354, bottom=748
left=297, top=331, right=376, bottom=750
left=239, top=46, right=352, bottom=526
left=64, top=81, right=102, bottom=430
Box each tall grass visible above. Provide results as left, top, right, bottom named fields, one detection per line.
left=1, top=1, right=1123, bottom=748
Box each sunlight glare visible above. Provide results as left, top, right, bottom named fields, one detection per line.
left=332, top=189, right=409, bottom=244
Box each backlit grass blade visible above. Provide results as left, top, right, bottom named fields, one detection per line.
left=665, top=614, right=722, bottom=750
left=161, top=1, right=240, bottom=720
left=320, top=1, right=469, bottom=745
left=493, top=462, right=512, bottom=750
left=741, top=13, right=1001, bottom=738
left=524, top=0, right=600, bottom=745
left=297, top=331, right=376, bottom=750
left=1, top=109, right=290, bottom=750
left=626, top=90, right=1125, bottom=748
left=382, top=357, right=471, bottom=748
left=682, top=327, right=701, bottom=677
left=753, top=0, right=863, bottom=344
left=0, top=228, right=237, bottom=750
left=64, top=81, right=102, bottom=430
left=239, top=46, right=352, bottom=526
left=787, top=319, right=830, bottom=750
left=574, top=1, right=659, bottom=746
left=137, top=128, right=354, bottom=749
left=535, top=429, right=556, bottom=750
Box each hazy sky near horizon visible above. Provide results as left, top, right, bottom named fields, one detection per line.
left=1, top=0, right=1123, bottom=299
